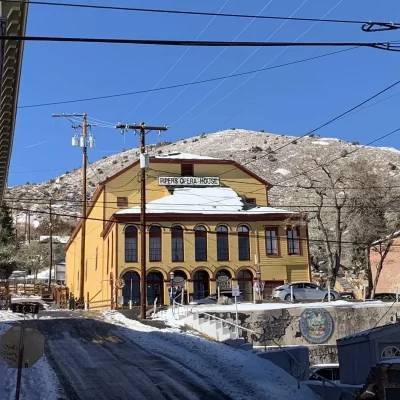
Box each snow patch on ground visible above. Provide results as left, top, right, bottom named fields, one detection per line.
left=0, top=312, right=61, bottom=399
left=176, top=300, right=390, bottom=314
left=102, top=311, right=318, bottom=400
left=312, top=141, right=330, bottom=145
left=379, top=146, right=400, bottom=153
left=274, top=168, right=291, bottom=176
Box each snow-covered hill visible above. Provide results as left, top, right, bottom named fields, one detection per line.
left=6, top=129, right=400, bottom=228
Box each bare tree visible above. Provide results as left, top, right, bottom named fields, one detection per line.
left=347, top=162, right=400, bottom=298
left=16, top=240, right=64, bottom=277
left=292, top=154, right=351, bottom=288
left=291, top=152, right=400, bottom=290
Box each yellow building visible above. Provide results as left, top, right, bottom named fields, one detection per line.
left=65, top=153, right=310, bottom=309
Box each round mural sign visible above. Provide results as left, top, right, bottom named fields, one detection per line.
left=299, top=308, right=333, bottom=344
left=115, top=278, right=125, bottom=289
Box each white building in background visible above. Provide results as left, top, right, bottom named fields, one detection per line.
left=39, top=236, right=70, bottom=245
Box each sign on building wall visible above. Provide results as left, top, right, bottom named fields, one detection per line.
left=158, top=176, right=220, bottom=186
left=217, top=276, right=231, bottom=290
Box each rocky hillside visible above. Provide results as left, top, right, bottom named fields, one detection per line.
left=6, top=129, right=400, bottom=228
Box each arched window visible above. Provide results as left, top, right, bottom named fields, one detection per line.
left=171, top=226, right=184, bottom=262
left=125, top=226, right=138, bottom=262
left=122, top=271, right=140, bottom=306
left=193, top=270, right=210, bottom=300
left=238, top=225, right=250, bottom=260
left=195, top=226, right=207, bottom=261
left=149, top=226, right=162, bottom=262
left=146, top=272, right=164, bottom=306
left=216, top=225, right=229, bottom=261
left=237, top=269, right=253, bottom=301
left=381, top=346, right=400, bottom=359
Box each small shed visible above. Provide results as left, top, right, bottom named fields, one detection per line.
left=337, top=323, right=400, bottom=385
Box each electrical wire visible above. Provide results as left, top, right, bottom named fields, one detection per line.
left=171, top=0, right=310, bottom=127
left=5, top=203, right=400, bottom=248
left=272, top=126, right=400, bottom=186
left=1, top=35, right=395, bottom=49
left=148, top=0, right=276, bottom=123
left=16, top=47, right=361, bottom=109
left=122, top=0, right=231, bottom=123
left=215, top=77, right=400, bottom=180
left=181, top=0, right=347, bottom=128
left=4, top=0, right=400, bottom=28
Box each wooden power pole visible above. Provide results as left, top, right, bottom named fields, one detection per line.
left=48, top=199, right=53, bottom=290
left=116, top=122, right=168, bottom=319
left=52, top=113, right=94, bottom=301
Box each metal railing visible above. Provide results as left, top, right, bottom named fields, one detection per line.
left=176, top=306, right=357, bottom=399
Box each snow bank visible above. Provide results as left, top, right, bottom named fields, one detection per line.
left=274, top=168, right=291, bottom=176
left=181, top=299, right=388, bottom=313
left=0, top=312, right=61, bottom=399
left=102, top=311, right=318, bottom=400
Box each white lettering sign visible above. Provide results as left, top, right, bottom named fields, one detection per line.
left=158, top=176, right=220, bottom=186
left=232, top=285, right=240, bottom=297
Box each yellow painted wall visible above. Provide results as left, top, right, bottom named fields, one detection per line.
left=116, top=220, right=309, bottom=305
left=66, top=230, right=81, bottom=296
left=66, top=158, right=309, bottom=310
left=82, top=189, right=110, bottom=309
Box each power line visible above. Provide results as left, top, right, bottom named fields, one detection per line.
left=17, top=47, right=357, bottom=109
left=3, top=203, right=395, bottom=247
left=171, top=0, right=310, bottom=127
left=4, top=0, right=400, bottom=29
left=148, top=0, right=276, bottom=123
left=0, top=35, right=396, bottom=50
left=122, top=0, right=231, bottom=123
left=216, top=77, right=400, bottom=180
left=177, top=0, right=346, bottom=128
left=273, top=126, right=400, bottom=186
left=6, top=193, right=400, bottom=211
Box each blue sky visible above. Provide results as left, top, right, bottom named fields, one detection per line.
left=9, top=0, right=400, bottom=186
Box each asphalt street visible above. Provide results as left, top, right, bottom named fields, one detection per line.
left=27, top=318, right=232, bottom=400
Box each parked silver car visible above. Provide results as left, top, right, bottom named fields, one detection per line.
left=189, top=291, right=244, bottom=305
left=272, top=281, right=340, bottom=301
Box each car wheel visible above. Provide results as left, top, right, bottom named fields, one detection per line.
left=284, top=294, right=295, bottom=301
left=324, top=294, right=335, bottom=301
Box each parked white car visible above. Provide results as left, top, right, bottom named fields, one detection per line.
left=272, top=281, right=341, bottom=301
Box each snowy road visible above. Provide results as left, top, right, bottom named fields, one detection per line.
left=1, top=311, right=318, bottom=399
left=34, top=317, right=231, bottom=400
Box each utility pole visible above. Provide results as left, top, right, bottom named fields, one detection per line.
left=28, top=211, right=31, bottom=244
left=116, top=122, right=168, bottom=319
left=48, top=199, right=53, bottom=290
left=52, top=113, right=96, bottom=301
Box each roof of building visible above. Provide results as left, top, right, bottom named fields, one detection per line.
left=153, top=152, right=219, bottom=160
left=117, top=186, right=294, bottom=215
left=337, top=323, right=400, bottom=345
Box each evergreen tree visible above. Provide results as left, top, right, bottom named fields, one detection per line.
left=0, top=202, right=17, bottom=278
left=0, top=202, right=15, bottom=245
